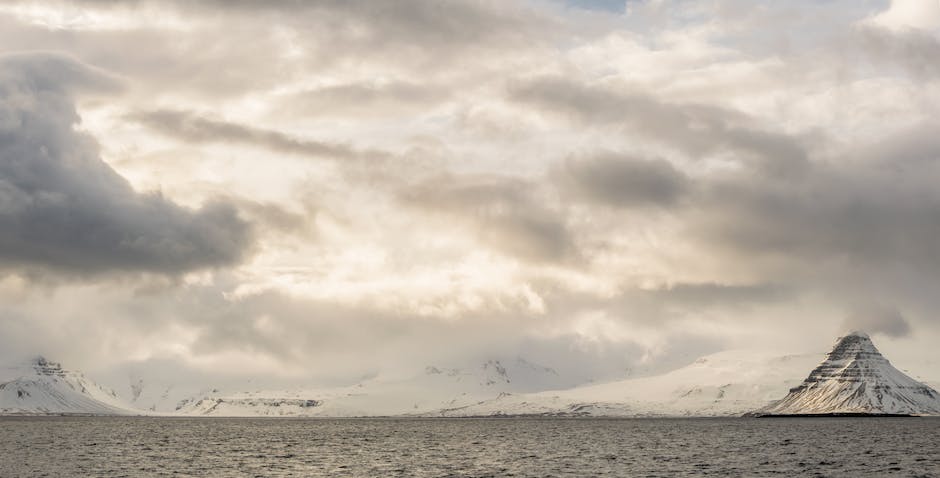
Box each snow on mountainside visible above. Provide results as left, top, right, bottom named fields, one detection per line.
left=0, top=357, right=134, bottom=415
left=425, top=350, right=826, bottom=417
left=175, top=351, right=834, bottom=417
left=176, top=357, right=568, bottom=417
left=753, top=332, right=940, bottom=416
left=122, top=376, right=211, bottom=413
left=6, top=338, right=937, bottom=417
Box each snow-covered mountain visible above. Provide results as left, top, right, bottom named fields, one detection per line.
left=422, top=349, right=826, bottom=417
left=752, top=332, right=940, bottom=416
left=7, top=338, right=938, bottom=417
left=176, top=357, right=569, bottom=417
left=174, top=351, right=831, bottom=417
left=0, top=357, right=134, bottom=415
left=121, top=376, right=213, bottom=414
left=126, top=377, right=176, bottom=412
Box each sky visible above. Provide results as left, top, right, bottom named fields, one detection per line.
left=2, top=0, right=940, bottom=388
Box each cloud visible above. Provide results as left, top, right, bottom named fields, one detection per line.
left=646, top=282, right=792, bottom=307
left=692, top=151, right=940, bottom=276
left=10, top=0, right=553, bottom=80
left=563, top=0, right=627, bottom=13
left=232, top=198, right=315, bottom=238
left=868, top=0, right=940, bottom=32
left=180, top=0, right=550, bottom=52
left=0, top=53, right=253, bottom=275
left=400, top=174, right=578, bottom=264
left=0, top=1, right=549, bottom=107
left=3, top=0, right=940, bottom=388
left=0, top=276, right=695, bottom=387
left=557, top=153, right=690, bottom=208
left=858, top=26, right=940, bottom=79
left=842, top=304, right=912, bottom=338
left=130, top=109, right=390, bottom=161
left=509, top=76, right=810, bottom=177
left=282, top=80, right=450, bottom=118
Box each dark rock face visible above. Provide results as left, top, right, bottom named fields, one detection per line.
left=176, top=397, right=322, bottom=415
left=32, top=357, right=67, bottom=377
left=752, top=332, right=940, bottom=416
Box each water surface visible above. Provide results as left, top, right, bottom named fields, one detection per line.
left=2, top=417, right=938, bottom=477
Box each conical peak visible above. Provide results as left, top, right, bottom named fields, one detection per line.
left=828, top=332, right=881, bottom=361
left=756, top=330, right=940, bottom=415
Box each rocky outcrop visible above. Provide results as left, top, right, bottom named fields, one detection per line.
left=177, top=397, right=321, bottom=416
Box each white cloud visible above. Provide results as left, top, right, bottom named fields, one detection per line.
left=1, top=0, right=940, bottom=387
left=869, top=0, right=940, bottom=31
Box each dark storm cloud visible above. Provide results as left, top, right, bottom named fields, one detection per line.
left=0, top=53, right=253, bottom=275
left=842, top=304, right=912, bottom=338
left=557, top=154, right=690, bottom=208
left=510, top=77, right=810, bottom=177
left=130, top=109, right=389, bottom=161
left=400, top=174, right=577, bottom=264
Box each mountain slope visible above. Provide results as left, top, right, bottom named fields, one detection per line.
left=753, top=332, right=940, bottom=416
left=174, top=351, right=836, bottom=417
left=0, top=357, right=133, bottom=415
left=122, top=376, right=212, bottom=414
left=8, top=337, right=935, bottom=418
left=175, top=358, right=568, bottom=417
left=426, top=350, right=825, bottom=417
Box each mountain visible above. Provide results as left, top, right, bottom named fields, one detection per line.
left=175, top=357, right=569, bottom=417
left=752, top=332, right=940, bottom=416
left=173, top=351, right=839, bottom=417
left=126, top=377, right=177, bottom=412
left=7, top=339, right=938, bottom=417
left=121, top=375, right=213, bottom=413
left=422, top=349, right=825, bottom=417
left=0, top=357, right=134, bottom=415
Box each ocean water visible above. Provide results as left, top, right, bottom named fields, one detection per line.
left=2, top=417, right=938, bottom=477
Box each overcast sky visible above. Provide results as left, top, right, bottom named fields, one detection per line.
left=2, top=0, right=940, bottom=386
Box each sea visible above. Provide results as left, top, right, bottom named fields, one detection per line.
left=2, top=417, right=938, bottom=477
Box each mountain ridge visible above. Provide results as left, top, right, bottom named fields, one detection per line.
left=5, top=338, right=939, bottom=417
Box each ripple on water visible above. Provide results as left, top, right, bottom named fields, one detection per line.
left=1, top=417, right=939, bottom=477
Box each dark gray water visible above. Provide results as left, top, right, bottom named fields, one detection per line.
left=2, top=417, right=938, bottom=477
